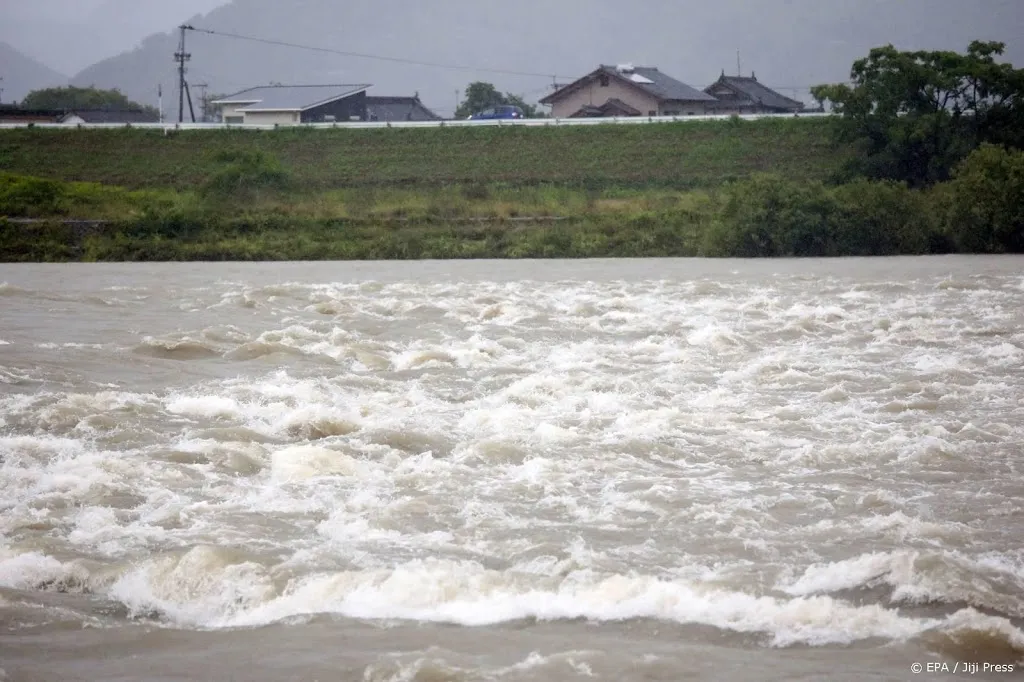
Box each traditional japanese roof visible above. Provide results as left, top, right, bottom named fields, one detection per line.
left=705, top=73, right=804, bottom=111
left=541, top=65, right=716, bottom=105
left=569, top=98, right=643, bottom=117
left=62, top=109, right=159, bottom=123
left=365, top=96, right=441, bottom=121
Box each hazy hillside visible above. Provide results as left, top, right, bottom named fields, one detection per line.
left=0, top=42, right=69, bottom=104
left=0, top=1, right=226, bottom=76
left=67, top=0, right=1024, bottom=120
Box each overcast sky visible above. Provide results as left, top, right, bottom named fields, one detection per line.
left=2, top=0, right=1022, bottom=114
left=1, top=0, right=225, bottom=75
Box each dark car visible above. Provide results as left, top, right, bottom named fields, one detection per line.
left=469, top=105, right=525, bottom=120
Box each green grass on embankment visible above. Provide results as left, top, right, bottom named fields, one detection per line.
left=4, top=117, right=1008, bottom=260
left=0, top=117, right=845, bottom=190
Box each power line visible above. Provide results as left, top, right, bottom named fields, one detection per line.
left=185, top=25, right=578, bottom=82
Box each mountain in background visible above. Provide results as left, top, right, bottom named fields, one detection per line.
left=0, top=42, right=69, bottom=104
left=65, top=0, right=1024, bottom=120
left=0, top=0, right=226, bottom=77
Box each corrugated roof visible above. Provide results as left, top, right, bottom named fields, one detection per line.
left=709, top=76, right=803, bottom=111
left=212, top=85, right=370, bottom=112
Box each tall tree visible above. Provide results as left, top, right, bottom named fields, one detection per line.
left=455, top=81, right=542, bottom=118
left=812, top=41, right=1024, bottom=187
left=21, top=86, right=158, bottom=115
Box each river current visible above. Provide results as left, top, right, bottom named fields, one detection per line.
left=0, top=257, right=1022, bottom=681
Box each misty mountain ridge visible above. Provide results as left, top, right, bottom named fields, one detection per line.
left=0, top=43, right=69, bottom=104
left=51, top=0, right=1024, bottom=119
left=0, top=0, right=227, bottom=76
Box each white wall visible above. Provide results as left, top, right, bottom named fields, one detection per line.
left=549, top=78, right=659, bottom=118
left=242, top=111, right=301, bottom=126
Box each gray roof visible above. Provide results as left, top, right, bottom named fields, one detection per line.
left=542, top=65, right=716, bottom=105
left=570, top=98, right=643, bottom=117
left=602, top=65, right=717, bottom=103
left=707, top=76, right=803, bottom=111
left=63, top=109, right=159, bottom=123
left=212, top=85, right=370, bottom=112
left=365, top=96, right=440, bottom=121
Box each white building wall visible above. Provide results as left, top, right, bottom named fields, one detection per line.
left=242, top=111, right=302, bottom=126
left=549, top=79, right=659, bottom=118
left=217, top=104, right=250, bottom=124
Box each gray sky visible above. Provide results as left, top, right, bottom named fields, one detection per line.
left=2, top=0, right=1022, bottom=115
left=1, top=0, right=225, bottom=75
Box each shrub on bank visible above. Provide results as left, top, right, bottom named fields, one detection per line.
left=942, top=144, right=1024, bottom=253
left=701, top=174, right=943, bottom=257
left=200, top=150, right=293, bottom=200
left=0, top=173, right=66, bottom=217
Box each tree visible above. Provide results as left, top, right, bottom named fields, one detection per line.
left=21, top=86, right=158, bottom=116
left=811, top=41, right=1024, bottom=187
left=455, top=81, right=542, bottom=118
left=943, top=144, right=1024, bottom=253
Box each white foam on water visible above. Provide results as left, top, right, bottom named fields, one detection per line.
left=2, top=266, right=1023, bottom=655
left=56, top=553, right=1018, bottom=650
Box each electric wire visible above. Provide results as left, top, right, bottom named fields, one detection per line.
left=185, top=25, right=578, bottom=82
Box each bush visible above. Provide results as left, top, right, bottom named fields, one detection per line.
left=942, top=144, right=1024, bottom=253
left=830, top=179, right=935, bottom=255
left=0, top=173, right=67, bottom=216
left=200, top=150, right=293, bottom=200
left=702, top=174, right=943, bottom=257
left=702, top=175, right=840, bottom=257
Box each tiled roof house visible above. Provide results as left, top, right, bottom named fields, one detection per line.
left=540, top=64, right=717, bottom=118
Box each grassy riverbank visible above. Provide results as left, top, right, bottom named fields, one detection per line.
left=0, top=118, right=843, bottom=190
left=2, top=118, right=1020, bottom=260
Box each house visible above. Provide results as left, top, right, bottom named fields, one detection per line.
left=211, top=84, right=371, bottom=125
left=704, top=72, right=804, bottom=114
left=0, top=106, right=158, bottom=125
left=365, top=95, right=440, bottom=122
left=540, top=64, right=717, bottom=118
left=0, top=106, right=64, bottom=124
left=60, top=109, right=160, bottom=124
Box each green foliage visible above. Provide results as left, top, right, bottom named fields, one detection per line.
left=813, top=41, right=1024, bottom=187
left=455, top=81, right=542, bottom=118
left=703, top=175, right=837, bottom=257
left=0, top=173, right=66, bottom=216
left=830, top=179, right=935, bottom=255
left=200, top=150, right=293, bottom=199
left=943, top=144, right=1024, bottom=252
left=21, top=86, right=158, bottom=116
left=701, top=174, right=941, bottom=257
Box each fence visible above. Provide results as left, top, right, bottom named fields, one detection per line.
left=0, top=112, right=832, bottom=131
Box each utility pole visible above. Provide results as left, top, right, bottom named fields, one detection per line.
left=736, top=50, right=742, bottom=77
left=174, top=24, right=193, bottom=123
left=158, top=84, right=163, bottom=123
left=0, top=76, right=4, bottom=105
left=193, top=82, right=209, bottom=121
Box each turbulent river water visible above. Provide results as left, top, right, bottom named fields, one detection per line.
left=0, top=257, right=1023, bottom=682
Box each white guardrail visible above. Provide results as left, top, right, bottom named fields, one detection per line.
left=0, top=112, right=832, bottom=131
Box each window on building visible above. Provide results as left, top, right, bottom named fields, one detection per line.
left=648, top=110, right=657, bottom=116
left=224, top=116, right=243, bottom=125
left=599, top=74, right=610, bottom=87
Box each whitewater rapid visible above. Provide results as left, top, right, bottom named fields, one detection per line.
left=0, top=258, right=1022, bottom=679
